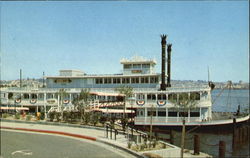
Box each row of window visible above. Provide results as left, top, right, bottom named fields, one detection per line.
left=136, top=92, right=201, bottom=101
left=137, top=111, right=200, bottom=117
left=95, top=77, right=159, bottom=84
left=124, top=64, right=151, bottom=69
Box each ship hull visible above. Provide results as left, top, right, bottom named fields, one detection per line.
left=133, top=115, right=250, bottom=134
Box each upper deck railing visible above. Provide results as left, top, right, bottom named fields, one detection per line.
left=1, top=85, right=210, bottom=94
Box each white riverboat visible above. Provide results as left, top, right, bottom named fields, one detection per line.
left=1, top=35, right=249, bottom=132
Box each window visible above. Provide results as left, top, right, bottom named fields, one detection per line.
left=141, top=77, right=145, bottom=83
left=104, top=78, right=108, bottom=84
left=179, top=93, right=188, bottom=101
left=133, top=64, right=141, bottom=69
left=135, top=78, right=139, bottom=83
left=190, top=92, right=200, bottom=100
left=140, top=111, right=144, bottom=116
left=190, top=112, right=200, bottom=117
left=136, top=94, right=145, bottom=100
left=179, top=112, right=188, bottom=117
left=131, top=78, right=136, bottom=84
left=142, top=64, right=150, bottom=68
left=113, top=78, right=121, bottom=84
left=150, top=77, right=155, bottom=83
left=168, top=93, right=177, bottom=101
left=148, top=110, right=156, bottom=116
left=122, top=78, right=130, bottom=84
left=95, top=78, right=103, bottom=84
left=158, top=110, right=166, bottom=117
left=157, top=94, right=166, bottom=100
left=116, top=78, right=121, bottom=84
left=147, top=94, right=156, bottom=100
left=124, top=64, right=132, bottom=69
left=168, top=112, right=177, bottom=117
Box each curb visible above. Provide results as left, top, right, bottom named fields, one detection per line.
left=1, top=126, right=96, bottom=141
left=96, top=139, right=144, bottom=158
left=0, top=118, right=105, bottom=131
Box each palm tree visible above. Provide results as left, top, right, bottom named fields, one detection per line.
left=169, top=93, right=198, bottom=158
left=57, top=89, right=67, bottom=120
left=115, top=85, right=133, bottom=132
left=77, top=89, right=90, bottom=123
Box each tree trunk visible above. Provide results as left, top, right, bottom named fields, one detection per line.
left=150, top=104, right=153, bottom=142
left=181, top=119, right=186, bottom=158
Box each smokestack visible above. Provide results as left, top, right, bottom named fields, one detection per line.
left=167, top=44, right=172, bottom=87
left=160, top=34, right=167, bottom=91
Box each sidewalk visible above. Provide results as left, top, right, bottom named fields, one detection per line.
left=0, top=119, right=212, bottom=158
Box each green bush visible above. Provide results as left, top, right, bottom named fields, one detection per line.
left=63, top=111, right=70, bottom=122
left=83, top=112, right=90, bottom=124
left=14, top=113, right=20, bottom=119
left=55, top=112, right=61, bottom=122
left=26, top=115, right=32, bottom=121
left=90, top=112, right=101, bottom=126
left=48, top=111, right=56, bottom=121
left=2, top=113, right=9, bottom=118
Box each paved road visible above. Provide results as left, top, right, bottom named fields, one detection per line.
left=1, top=130, right=135, bottom=158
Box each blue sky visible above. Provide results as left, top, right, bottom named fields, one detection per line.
left=1, top=1, right=249, bottom=82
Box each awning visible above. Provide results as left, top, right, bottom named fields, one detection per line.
left=92, top=108, right=134, bottom=114
left=0, top=107, right=29, bottom=110
left=90, top=92, right=125, bottom=97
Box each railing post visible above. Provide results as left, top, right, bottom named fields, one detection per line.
left=106, top=125, right=109, bottom=138
left=114, top=129, right=117, bottom=141
left=110, top=127, right=112, bottom=139
left=194, top=134, right=200, bottom=155
left=219, top=141, right=226, bottom=158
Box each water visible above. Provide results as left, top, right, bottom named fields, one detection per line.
left=212, top=89, right=249, bottom=113
left=173, top=89, right=250, bottom=157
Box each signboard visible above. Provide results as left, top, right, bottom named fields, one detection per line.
left=131, top=70, right=142, bottom=73
left=54, top=79, right=72, bottom=83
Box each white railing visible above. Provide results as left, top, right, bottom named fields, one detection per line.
left=135, top=116, right=201, bottom=124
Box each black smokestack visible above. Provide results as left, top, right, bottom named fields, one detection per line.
left=160, top=34, right=167, bottom=91
left=167, top=44, right=172, bottom=87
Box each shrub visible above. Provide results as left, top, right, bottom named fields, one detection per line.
left=90, top=112, right=100, bottom=126
left=63, top=111, right=70, bottom=122
left=83, top=112, right=90, bottom=125
left=127, top=142, right=132, bottom=148
left=26, top=115, right=32, bottom=121
left=40, top=112, right=45, bottom=120
left=48, top=111, right=56, bottom=121
left=2, top=113, right=9, bottom=118
left=14, top=113, right=20, bottom=119
left=55, top=112, right=61, bottom=122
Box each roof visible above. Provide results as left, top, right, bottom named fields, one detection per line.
left=45, top=73, right=160, bottom=79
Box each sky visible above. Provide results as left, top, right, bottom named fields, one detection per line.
left=0, top=1, right=249, bottom=83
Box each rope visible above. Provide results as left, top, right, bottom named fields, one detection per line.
left=226, top=85, right=232, bottom=111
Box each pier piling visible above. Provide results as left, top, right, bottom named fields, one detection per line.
left=170, top=130, right=174, bottom=144
left=232, top=118, right=237, bottom=149
left=219, top=141, right=226, bottom=158
left=194, top=134, right=200, bottom=155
